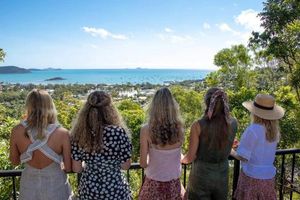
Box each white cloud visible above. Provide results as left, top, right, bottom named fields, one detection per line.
left=164, top=27, right=174, bottom=33
left=218, top=23, right=232, bottom=32
left=82, top=27, right=128, bottom=40
left=158, top=28, right=193, bottom=44
left=203, top=22, right=211, bottom=30
left=235, top=9, right=263, bottom=32
left=158, top=33, right=193, bottom=44
left=217, top=23, right=240, bottom=35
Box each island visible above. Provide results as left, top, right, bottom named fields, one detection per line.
left=0, top=66, right=31, bottom=74
left=44, top=77, right=66, bottom=81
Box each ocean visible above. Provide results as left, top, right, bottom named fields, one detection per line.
left=0, top=69, right=212, bottom=85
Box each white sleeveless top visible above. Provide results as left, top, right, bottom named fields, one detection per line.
left=20, top=120, right=62, bottom=164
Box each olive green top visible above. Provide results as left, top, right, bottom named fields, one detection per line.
left=195, top=117, right=238, bottom=164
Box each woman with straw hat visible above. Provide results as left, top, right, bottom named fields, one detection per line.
left=231, top=94, right=285, bottom=200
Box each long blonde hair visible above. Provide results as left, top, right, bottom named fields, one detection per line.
left=148, top=87, right=184, bottom=146
left=71, top=91, right=125, bottom=153
left=25, top=89, right=57, bottom=139
left=252, top=114, right=280, bottom=142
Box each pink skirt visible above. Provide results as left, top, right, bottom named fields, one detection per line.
left=234, top=171, right=277, bottom=200
left=138, top=176, right=185, bottom=200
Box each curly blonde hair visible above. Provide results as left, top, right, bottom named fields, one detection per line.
left=148, top=87, right=184, bottom=146
left=71, top=91, right=125, bottom=152
left=25, top=89, right=58, bottom=139
left=252, top=114, right=280, bottom=142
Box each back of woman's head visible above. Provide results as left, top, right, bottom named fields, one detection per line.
left=71, top=91, right=123, bottom=152
left=25, top=89, right=57, bottom=139
left=148, top=87, right=183, bottom=146
left=202, top=87, right=232, bottom=150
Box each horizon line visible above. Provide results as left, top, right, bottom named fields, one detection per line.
left=0, top=65, right=216, bottom=71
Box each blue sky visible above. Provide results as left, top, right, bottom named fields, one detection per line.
left=0, top=0, right=264, bottom=69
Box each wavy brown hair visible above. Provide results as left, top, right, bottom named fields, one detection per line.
left=148, top=87, right=184, bottom=146
left=252, top=114, right=280, bottom=142
left=201, top=87, right=232, bottom=150
left=25, top=89, right=58, bottom=139
left=71, top=91, right=125, bottom=153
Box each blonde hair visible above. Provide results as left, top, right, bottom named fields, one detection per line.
left=71, top=91, right=125, bottom=153
left=252, top=114, right=280, bottom=142
left=148, top=87, right=184, bottom=146
left=25, top=89, right=57, bottom=139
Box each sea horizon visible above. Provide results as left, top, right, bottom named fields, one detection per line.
left=0, top=68, right=213, bottom=85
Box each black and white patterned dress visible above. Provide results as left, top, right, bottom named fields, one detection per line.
left=71, top=125, right=132, bottom=200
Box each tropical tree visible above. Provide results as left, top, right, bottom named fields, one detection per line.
left=249, top=0, right=300, bottom=101
left=0, top=48, right=5, bottom=62
left=117, top=99, right=145, bottom=162
left=213, top=44, right=257, bottom=90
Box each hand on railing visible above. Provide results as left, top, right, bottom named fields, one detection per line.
left=232, top=138, right=239, bottom=150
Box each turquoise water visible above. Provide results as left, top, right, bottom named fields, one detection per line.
left=0, top=69, right=212, bottom=84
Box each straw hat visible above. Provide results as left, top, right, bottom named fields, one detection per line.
left=242, top=94, right=285, bottom=120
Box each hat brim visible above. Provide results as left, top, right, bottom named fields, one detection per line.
left=242, top=101, right=285, bottom=120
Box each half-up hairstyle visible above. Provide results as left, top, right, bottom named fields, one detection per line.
left=71, top=91, right=125, bottom=153
left=25, top=89, right=58, bottom=139
left=202, top=87, right=232, bottom=150
left=148, top=87, right=184, bottom=146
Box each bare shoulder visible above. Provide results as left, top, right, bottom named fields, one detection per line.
left=140, top=124, right=149, bottom=135
left=11, top=124, right=25, bottom=137
left=54, top=127, right=70, bottom=139
left=191, top=120, right=200, bottom=130
left=140, top=124, right=150, bottom=139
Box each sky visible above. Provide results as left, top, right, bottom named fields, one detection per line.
left=0, top=0, right=265, bottom=69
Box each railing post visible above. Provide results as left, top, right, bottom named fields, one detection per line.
left=279, top=154, right=285, bottom=200
left=141, top=168, right=144, bottom=183
left=183, top=164, right=187, bottom=188
left=289, top=153, right=295, bottom=200
left=12, top=176, right=17, bottom=200
left=77, top=173, right=81, bottom=187
left=127, top=169, right=130, bottom=183
left=232, top=158, right=240, bottom=200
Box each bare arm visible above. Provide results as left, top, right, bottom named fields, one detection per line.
left=139, top=126, right=149, bottom=168
left=9, top=126, right=21, bottom=166
left=62, top=130, right=72, bottom=172
left=72, top=160, right=83, bottom=173
left=230, top=149, right=248, bottom=162
left=181, top=122, right=200, bottom=164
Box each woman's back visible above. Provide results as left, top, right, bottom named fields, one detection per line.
left=11, top=122, right=71, bottom=170
left=71, top=125, right=132, bottom=200
left=72, top=125, right=132, bottom=166
left=9, top=89, right=72, bottom=200
left=196, top=117, right=237, bottom=163
left=142, top=125, right=182, bottom=182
